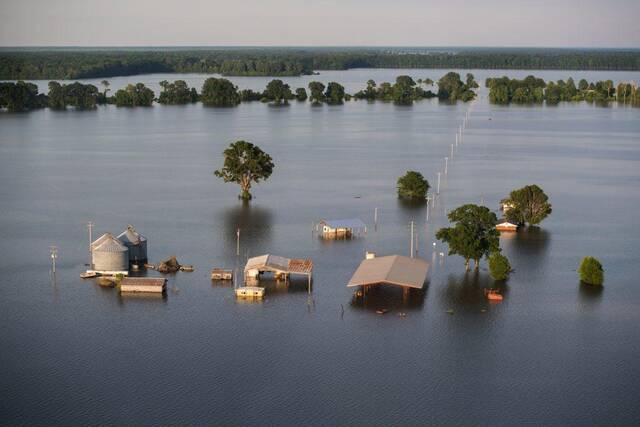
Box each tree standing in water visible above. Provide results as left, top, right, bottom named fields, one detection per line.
left=436, top=204, right=500, bottom=271
left=214, top=141, right=274, bottom=200
left=503, top=184, right=552, bottom=226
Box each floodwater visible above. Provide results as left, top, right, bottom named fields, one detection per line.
left=1, top=69, right=640, bottom=425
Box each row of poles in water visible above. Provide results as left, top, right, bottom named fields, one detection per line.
left=408, top=101, right=476, bottom=259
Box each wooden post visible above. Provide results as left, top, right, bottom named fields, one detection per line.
left=307, top=274, right=311, bottom=294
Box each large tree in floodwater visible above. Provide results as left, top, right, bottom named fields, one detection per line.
left=503, top=184, right=552, bottom=226
left=214, top=141, right=274, bottom=200
left=436, top=204, right=500, bottom=271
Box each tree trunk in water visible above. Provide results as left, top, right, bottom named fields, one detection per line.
left=239, top=176, right=252, bottom=200
left=465, top=259, right=470, bottom=271
left=474, top=259, right=480, bottom=270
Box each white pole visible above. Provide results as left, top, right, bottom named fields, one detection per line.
left=451, top=143, right=454, bottom=159
left=236, top=228, right=240, bottom=256
left=455, top=134, right=458, bottom=146
left=374, top=207, right=378, bottom=227
left=444, top=157, right=448, bottom=174
left=437, top=172, right=441, bottom=195
left=410, top=221, right=414, bottom=258
left=426, top=202, right=430, bottom=222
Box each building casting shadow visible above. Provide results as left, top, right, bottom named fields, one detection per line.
left=350, top=283, right=428, bottom=313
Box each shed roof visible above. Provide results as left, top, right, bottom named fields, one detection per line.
left=496, top=218, right=517, bottom=225
left=347, top=255, right=429, bottom=289
left=120, top=277, right=166, bottom=287
left=118, top=225, right=147, bottom=245
left=244, top=254, right=313, bottom=275
left=319, top=218, right=366, bottom=230
left=92, top=233, right=128, bottom=253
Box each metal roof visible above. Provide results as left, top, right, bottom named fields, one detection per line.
left=496, top=218, right=517, bottom=225
left=244, top=254, right=313, bottom=275
left=118, top=225, right=146, bottom=245
left=347, top=255, right=429, bottom=289
left=93, top=233, right=128, bottom=253
left=319, top=218, right=366, bottom=230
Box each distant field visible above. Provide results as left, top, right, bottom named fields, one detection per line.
left=1, top=47, right=639, bottom=79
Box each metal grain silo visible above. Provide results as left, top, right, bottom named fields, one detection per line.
left=91, top=233, right=129, bottom=274
left=117, top=225, right=148, bottom=264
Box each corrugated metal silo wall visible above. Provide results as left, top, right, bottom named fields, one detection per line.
left=93, top=249, right=129, bottom=271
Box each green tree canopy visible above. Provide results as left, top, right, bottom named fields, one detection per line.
left=578, top=256, right=604, bottom=286
left=504, top=184, right=552, bottom=226
left=437, top=72, right=477, bottom=102
left=295, top=87, right=307, bottom=101
left=265, top=79, right=293, bottom=104
left=488, top=252, right=512, bottom=281
left=397, top=171, right=429, bottom=199
left=0, top=81, right=46, bottom=112
left=324, top=82, right=346, bottom=104
left=114, top=83, right=155, bottom=107
left=158, top=80, right=197, bottom=104
left=214, top=140, right=274, bottom=200
left=308, top=81, right=325, bottom=104
left=201, top=78, right=240, bottom=107
left=436, top=204, right=500, bottom=270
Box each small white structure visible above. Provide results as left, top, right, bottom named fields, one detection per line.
left=501, top=201, right=515, bottom=213
left=318, top=218, right=366, bottom=238
left=235, top=286, right=265, bottom=298
left=89, top=233, right=129, bottom=276
left=496, top=218, right=518, bottom=232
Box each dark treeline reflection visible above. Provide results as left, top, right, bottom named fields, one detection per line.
left=350, top=285, right=427, bottom=312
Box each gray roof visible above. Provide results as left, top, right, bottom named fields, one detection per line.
left=244, top=254, right=313, bottom=275
left=347, top=255, right=429, bottom=289
left=118, top=225, right=146, bottom=245
left=319, top=218, right=366, bottom=230
left=93, top=233, right=128, bottom=253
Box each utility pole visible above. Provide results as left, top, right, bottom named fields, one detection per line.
left=236, top=228, right=240, bottom=256
left=49, top=246, right=58, bottom=274
left=374, top=207, right=378, bottom=229
left=425, top=197, right=431, bottom=222
left=86, top=221, right=94, bottom=266
left=437, top=172, right=441, bottom=195
left=410, top=221, right=414, bottom=258
left=451, top=143, right=454, bottom=159
left=444, top=157, right=448, bottom=174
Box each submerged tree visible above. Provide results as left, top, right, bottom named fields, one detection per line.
left=504, top=184, right=552, bottom=226
left=308, top=81, right=325, bottom=104
left=397, top=171, right=429, bottom=199
left=214, top=140, right=274, bottom=200
left=488, top=252, right=512, bottom=281
left=324, top=82, right=346, bottom=104
left=295, top=87, right=308, bottom=101
left=264, top=79, right=293, bottom=104
left=578, top=256, right=604, bottom=286
left=201, top=77, right=240, bottom=107
left=436, top=204, right=500, bottom=271
left=113, top=83, right=154, bottom=107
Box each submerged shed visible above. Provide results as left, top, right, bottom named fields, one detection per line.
left=496, top=218, right=518, bottom=232
left=347, top=254, right=429, bottom=293
left=117, top=224, right=148, bottom=264
left=120, top=277, right=166, bottom=293
left=318, top=218, right=367, bottom=238
left=244, top=254, right=313, bottom=292
left=90, top=233, right=129, bottom=275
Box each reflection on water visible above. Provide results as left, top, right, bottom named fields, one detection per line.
left=512, top=226, right=551, bottom=256
left=350, top=284, right=427, bottom=312
left=439, top=272, right=508, bottom=312
left=578, top=282, right=604, bottom=311
left=221, top=202, right=273, bottom=258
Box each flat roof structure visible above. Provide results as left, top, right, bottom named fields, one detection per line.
left=347, top=255, right=429, bottom=289
left=120, top=277, right=167, bottom=293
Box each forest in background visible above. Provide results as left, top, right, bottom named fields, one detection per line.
left=1, top=47, right=640, bottom=79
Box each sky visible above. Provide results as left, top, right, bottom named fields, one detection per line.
left=0, top=0, right=638, bottom=48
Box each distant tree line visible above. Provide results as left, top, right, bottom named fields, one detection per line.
left=1, top=48, right=640, bottom=80
left=486, top=76, right=640, bottom=105
left=3, top=73, right=639, bottom=112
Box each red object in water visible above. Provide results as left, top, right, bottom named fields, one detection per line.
left=485, top=289, right=503, bottom=301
